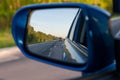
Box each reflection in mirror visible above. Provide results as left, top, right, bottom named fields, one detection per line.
left=26, top=8, right=87, bottom=64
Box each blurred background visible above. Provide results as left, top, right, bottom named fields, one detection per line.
left=0, top=0, right=120, bottom=80
left=0, top=0, right=115, bottom=48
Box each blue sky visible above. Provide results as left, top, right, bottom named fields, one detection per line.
left=29, top=8, right=79, bottom=38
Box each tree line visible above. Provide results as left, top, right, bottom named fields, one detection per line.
left=27, top=25, right=58, bottom=44
left=0, top=0, right=112, bottom=30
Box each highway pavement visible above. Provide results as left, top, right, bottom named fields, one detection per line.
left=0, top=47, right=81, bottom=80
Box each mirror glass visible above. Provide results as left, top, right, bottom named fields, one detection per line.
left=26, top=8, right=87, bottom=64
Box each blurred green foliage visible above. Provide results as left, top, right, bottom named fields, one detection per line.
left=0, top=0, right=113, bottom=29
left=0, top=0, right=114, bottom=48
left=0, top=29, right=15, bottom=48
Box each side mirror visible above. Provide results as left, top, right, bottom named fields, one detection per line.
left=12, top=3, right=115, bottom=73
left=26, top=8, right=84, bottom=64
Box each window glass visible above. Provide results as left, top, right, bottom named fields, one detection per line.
left=77, top=15, right=87, bottom=47
left=69, top=9, right=82, bottom=41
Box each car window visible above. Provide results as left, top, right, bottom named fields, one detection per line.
left=68, top=9, right=82, bottom=40
left=76, top=14, right=87, bottom=47
left=67, top=9, right=88, bottom=56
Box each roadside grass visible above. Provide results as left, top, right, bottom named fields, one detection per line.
left=112, top=14, right=120, bottom=18
left=0, top=29, right=15, bottom=48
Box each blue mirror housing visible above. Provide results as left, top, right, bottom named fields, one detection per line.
left=12, top=3, right=115, bottom=73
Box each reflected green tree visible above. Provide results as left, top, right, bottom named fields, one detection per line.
left=27, top=25, right=58, bottom=44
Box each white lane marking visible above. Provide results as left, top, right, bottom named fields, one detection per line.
left=48, top=52, right=52, bottom=57
left=48, top=48, right=53, bottom=57
left=63, top=52, right=66, bottom=60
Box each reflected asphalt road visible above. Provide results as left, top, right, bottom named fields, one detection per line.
left=28, top=40, right=65, bottom=60
left=48, top=40, right=64, bottom=60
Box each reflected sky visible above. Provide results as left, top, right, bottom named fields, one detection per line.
left=29, top=8, right=79, bottom=38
